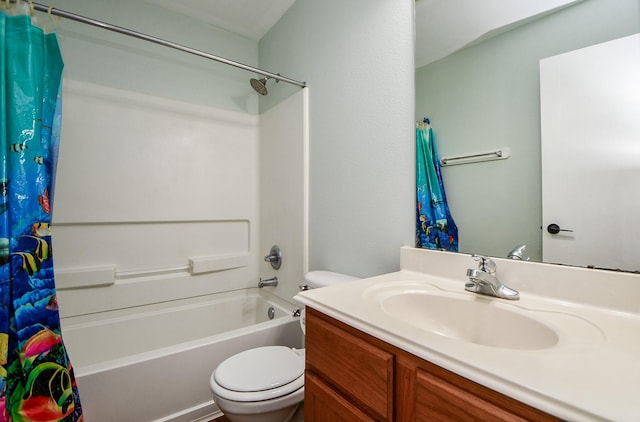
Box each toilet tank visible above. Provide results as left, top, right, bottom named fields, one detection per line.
left=304, top=271, right=359, bottom=289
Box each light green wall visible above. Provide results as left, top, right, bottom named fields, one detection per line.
left=416, top=0, right=640, bottom=261
left=41, top=0, right=259, bottom=113
left=260, top=0, right=416, bottom=277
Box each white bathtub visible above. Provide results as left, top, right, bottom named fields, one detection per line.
left=60, top=288, right=303, bottom=422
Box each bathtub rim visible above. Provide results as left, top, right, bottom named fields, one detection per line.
left=61, top=287, right=297, bottom=326
left=62, top=288, right=301, bottom=377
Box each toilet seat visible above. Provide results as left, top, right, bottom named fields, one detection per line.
left=211, top=346, right=304, bottom=402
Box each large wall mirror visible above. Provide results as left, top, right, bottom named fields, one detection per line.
left=415, top=0, right=640, bottom=271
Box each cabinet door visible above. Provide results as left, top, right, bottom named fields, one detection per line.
left=305, top=372, right=375, bottom=422
left=415, top=368, right=526, bottom=421
left=306, top=309, right=394, bottom=420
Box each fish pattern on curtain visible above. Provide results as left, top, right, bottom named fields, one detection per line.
left=0, top=10, right=83, bottom=422
left=416, top=119, right=458, bottom=251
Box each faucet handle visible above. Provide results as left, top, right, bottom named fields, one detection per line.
left=472, top=254, right=496, bottom=274
left=264, top=245, right=282, bottom=270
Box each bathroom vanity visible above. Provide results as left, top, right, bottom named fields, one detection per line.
left=296, top=247, right=640, bottom=421
left=305, top=307, right=557, bottom=421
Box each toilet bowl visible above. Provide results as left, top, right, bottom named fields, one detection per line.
left=210, top=346, right=305, bottom=422
left=210, top=271, right=358, bottom=422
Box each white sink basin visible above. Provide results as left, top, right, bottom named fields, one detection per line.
left=364, top=282, right=585, bottom=350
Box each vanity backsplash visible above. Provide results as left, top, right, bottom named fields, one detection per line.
left=400, top=246, right=640, bottom=315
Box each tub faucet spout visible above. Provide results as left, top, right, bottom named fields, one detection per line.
left=465, top=254, right=519, bottom=300
left=258, top=276, right=278, bottom=288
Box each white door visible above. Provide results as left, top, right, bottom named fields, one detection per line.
left=540, top=34, right=640, bottom=271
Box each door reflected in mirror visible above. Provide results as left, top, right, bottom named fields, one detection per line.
left=540, top=33, right=640, bottom=272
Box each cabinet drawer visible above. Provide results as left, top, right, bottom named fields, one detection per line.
left=416, top=368, right=525, bottom=421
left=306, top=372, right=375, bottom=422
left=306, top=309, right=394, bottom=421
left=414, top=366, right=560, bottom=421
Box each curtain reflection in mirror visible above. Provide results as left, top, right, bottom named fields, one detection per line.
left=416, top=119, right=458, bottom=251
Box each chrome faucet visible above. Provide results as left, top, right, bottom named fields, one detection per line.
left=465, top=254, right=519, bottom=300
left=258, top=276, right=278, bottom=288
left=507, top=244, right=530, bottom=261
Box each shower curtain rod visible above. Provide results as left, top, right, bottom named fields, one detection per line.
left=28, top=2, right=307, bottom=88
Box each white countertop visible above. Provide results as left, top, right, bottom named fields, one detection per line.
left=295, top=247, right=640, bottom=421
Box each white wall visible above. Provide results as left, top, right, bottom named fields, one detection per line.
left=259, top=0, right=416, bottom=278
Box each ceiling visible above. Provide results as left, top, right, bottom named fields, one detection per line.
left=414, top=0, right=583, bottom=67
left=145, top=0, right=297, bottom=41
left=146, top=0, right=583, bottom=68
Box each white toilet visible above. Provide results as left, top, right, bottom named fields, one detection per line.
left=209, top=271, right=358, bottom=422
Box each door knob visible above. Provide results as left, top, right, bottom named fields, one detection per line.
left=547, top=223, right=573, bottom=234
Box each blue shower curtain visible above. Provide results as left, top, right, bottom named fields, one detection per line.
left=1, top=8, right=82, bottom=421
left=416, top=119, right=458, bottom=251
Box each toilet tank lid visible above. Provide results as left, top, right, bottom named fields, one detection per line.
left=304, top=271, right=359, bottom=288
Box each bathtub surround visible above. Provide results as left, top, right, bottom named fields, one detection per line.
left=259, top=90, right=309, bottom=302
left=54, top=81, right=261, bottom=317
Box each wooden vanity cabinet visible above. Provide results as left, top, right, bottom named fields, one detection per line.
left=305, top=307, right=394, bottom=421
left=305, top=307, right=560, bottom=422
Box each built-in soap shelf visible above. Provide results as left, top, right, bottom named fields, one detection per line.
left=56, top=266, right=116, bottom=290
left=189, top=254, right=250, bottom=274
left=56, top=253, right=250, bottom=290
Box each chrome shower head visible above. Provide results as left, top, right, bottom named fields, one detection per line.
left=250, top=77, right=269, bottom=95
